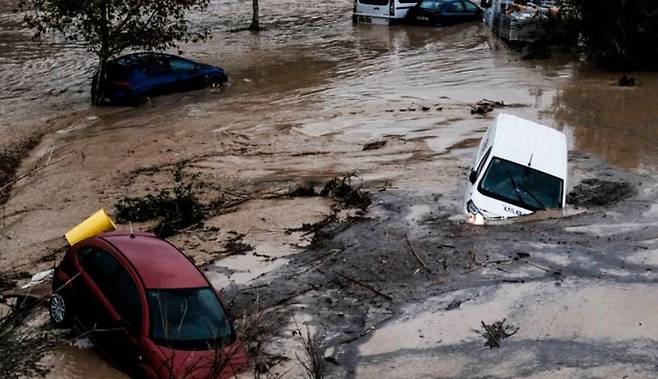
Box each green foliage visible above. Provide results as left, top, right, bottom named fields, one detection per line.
left=540, top=0, right=658, bottom=69
left=17, top=0, right=210, bottom=57
left=115, top=165, right=204, bottom=237
left=320, top=173, right=372, bottom=211
left=532, top=3, right=580, bottom=48
left=575, top=0, right=658, bottom=69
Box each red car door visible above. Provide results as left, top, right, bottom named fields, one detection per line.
left=76, top=245, right=142, bottom=371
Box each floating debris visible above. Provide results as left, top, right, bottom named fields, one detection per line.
left=480, top=319, right=519, bottom=348
left=469, top=99, right=506, bottom=115
left=222, top=233, right=254, bottom=256
left=618, top=73, right=636, bottom=87
left=445, top=298, right=469, bottom=311
left=320, top=174, right=371, bottom=211
left=362, top=140, right=387, bottom=151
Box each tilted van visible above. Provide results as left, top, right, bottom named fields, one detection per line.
left=464, top=113, right=567, bottom=221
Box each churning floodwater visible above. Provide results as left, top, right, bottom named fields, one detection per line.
left=1, top=0, right=657, bottom=171
left=1, top=0, right=657, bottom=376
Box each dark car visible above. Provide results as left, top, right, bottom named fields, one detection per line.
left=94, top=53, right=228, bottom=105
left=49, top=231, right=249, bottom=379
left=405, top=0, right=483, bottom=26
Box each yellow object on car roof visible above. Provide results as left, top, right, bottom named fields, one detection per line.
left=64, top=209, right=116, bottom=246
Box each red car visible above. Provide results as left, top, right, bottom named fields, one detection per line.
left=49, top=231, right=249, bottom=378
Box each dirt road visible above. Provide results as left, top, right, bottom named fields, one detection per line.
left=1, top=0, right=658, bottom=377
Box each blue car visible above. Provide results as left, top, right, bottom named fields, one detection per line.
left=94, top=53, right=228, bottom=105
left=405, top=0, right=483, bottom=26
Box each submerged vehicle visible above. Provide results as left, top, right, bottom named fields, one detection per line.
left=464, top=113, right=567, bottom=221
left=405, top=0, right=483, bottom=26
left=49, top=231, right=249, bottom=378
left=352, top=0, right=419, bottom=25
left=483, top=0, right=557, bottom=44
left=94, top=53, right=228, bottom=105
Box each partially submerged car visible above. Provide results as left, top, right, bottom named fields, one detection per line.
left=49, top=231, right=249, bottom=378
left=464, top=113, right=567, bottom=221
left=405, top=0, right=483, bottom=26
left=353, top=0, right=419, bottom=25
left=94, top=53, right=228, bottom=105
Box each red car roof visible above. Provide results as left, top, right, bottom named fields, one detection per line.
left=100, top=232, right=209, bottom=289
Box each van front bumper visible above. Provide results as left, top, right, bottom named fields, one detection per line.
left=352, top=13, right=405, bottom=25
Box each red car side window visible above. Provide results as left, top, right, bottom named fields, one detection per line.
left=112, top=268, right=142, bottom=329
left=79, top=247, right=120, bottom=294
left=79, top=247, right=142, bottom=329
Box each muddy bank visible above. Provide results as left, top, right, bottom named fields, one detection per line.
left=224, top=153, right=658, bottom=378
left=1, top=136, right=41, bottom=206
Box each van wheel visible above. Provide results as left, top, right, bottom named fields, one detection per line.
left=49, top=292, right=72, bottom=328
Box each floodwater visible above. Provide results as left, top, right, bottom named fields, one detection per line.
left=1, top=0, right=658, bottom=377
left=2, top=0, right=657, bottom=171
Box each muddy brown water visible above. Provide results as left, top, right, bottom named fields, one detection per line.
left=1, top=0, right=657, bottom=171
left=1, top=0, right=658, bottom=377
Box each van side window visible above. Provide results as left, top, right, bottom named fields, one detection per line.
left=475, top=147, right=492, bottom=177
left=358, top=0, right=389, bottom=5
left=399, top=0, right=419, bottom=3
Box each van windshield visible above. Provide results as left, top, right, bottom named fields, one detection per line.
left=147, top=287, right=233, bottom=349
left=478, top=157, right=563, bottom=211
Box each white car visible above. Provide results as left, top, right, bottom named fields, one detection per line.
left=464, top=113, right=567, bottom=221
left=352, top=0, right=419, bottom=25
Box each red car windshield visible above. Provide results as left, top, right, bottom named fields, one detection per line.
left=147, top=287, right=233, bottom=349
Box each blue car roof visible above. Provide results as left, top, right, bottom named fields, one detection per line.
left=113, top=53, right=180, bottom=66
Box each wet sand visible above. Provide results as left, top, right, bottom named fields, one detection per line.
left=1, top=0, right=658, bottom=377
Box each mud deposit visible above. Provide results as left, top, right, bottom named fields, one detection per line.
left=567, top=178, right=635, bottom=207
left=1, top=0, right=658, bottom=377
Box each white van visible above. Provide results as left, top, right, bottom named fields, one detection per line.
left=464, top=113, right=567, bottom=220
left=353, top=0, right=419, bottom=25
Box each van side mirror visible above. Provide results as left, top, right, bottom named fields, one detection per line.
left=469, top=169, right=477, bottom=184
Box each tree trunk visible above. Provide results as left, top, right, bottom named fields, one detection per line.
left=92, top=0, right=110, bottom=106
left=91, top=57, right=108, bottom=106
left=249, top=0, right=260, bottom=31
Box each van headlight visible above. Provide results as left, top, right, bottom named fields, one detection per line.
left=467, top=200, right=481, bottom=216
left=466, top=201, right=485, bottom=225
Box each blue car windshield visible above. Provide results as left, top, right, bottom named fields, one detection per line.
left=148, top=287, right=233, bottom=349
left=478, top=157, right=563, bottom=211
